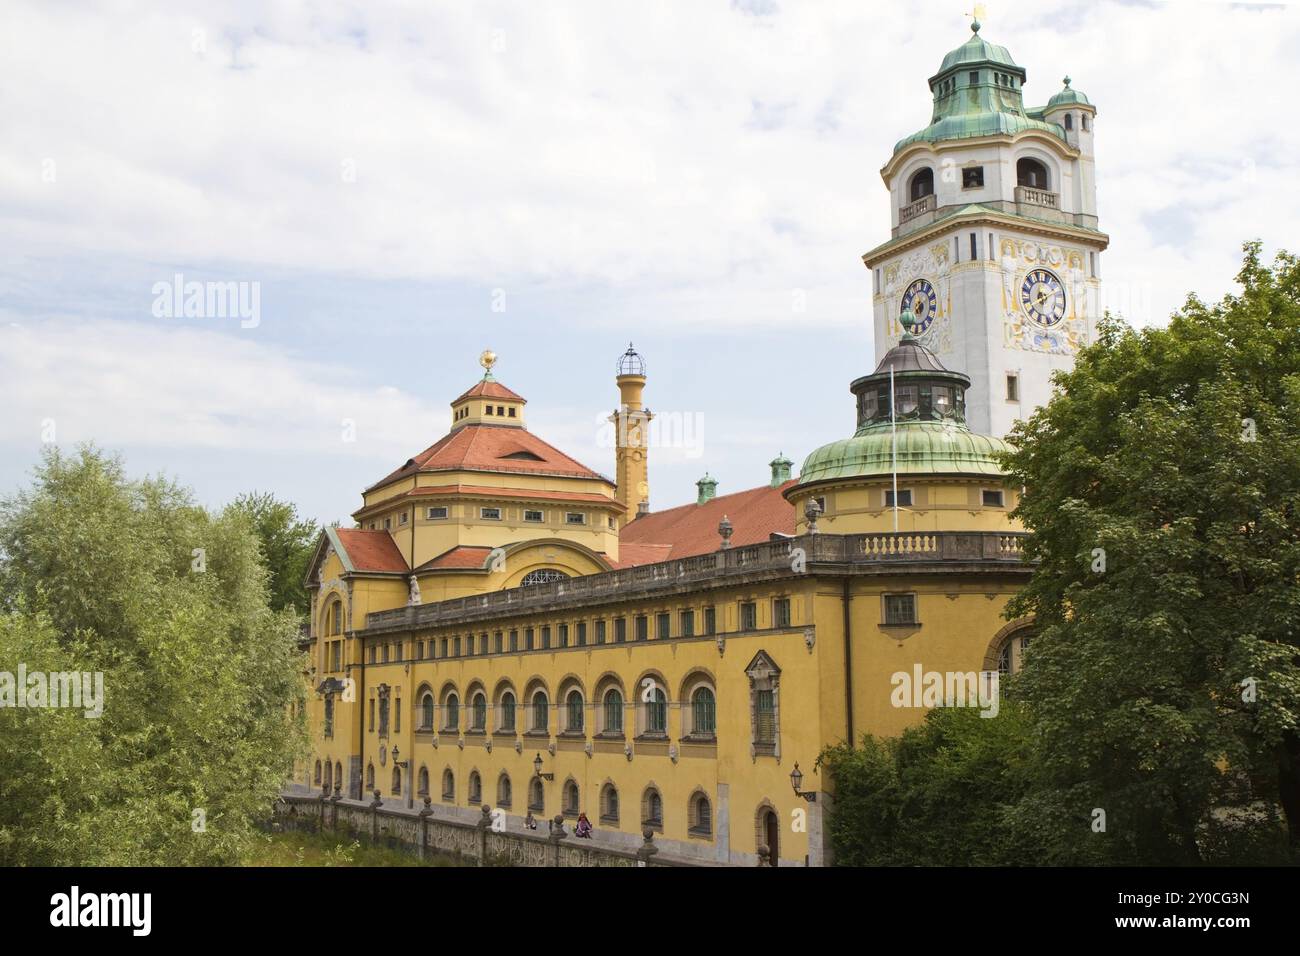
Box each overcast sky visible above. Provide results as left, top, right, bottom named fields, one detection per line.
left=1, top=0, right=1297, bottom=524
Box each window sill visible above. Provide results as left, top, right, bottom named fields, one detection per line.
left=523, top=730, right=550, bottom=739
left=641, top=820, right=664, bottom=834
left=593, top=732, right=625, bottom=741
left=635, top=733, right=669, bottom=743
left=681, top=734, right=717, bottom=745
left=492, top=730, right=517, bottom=739
left=880, top=621, right=921, bottom=628
left=599, top=816, right=619, bottom=827
left=687, top=826, right=713, bottom=840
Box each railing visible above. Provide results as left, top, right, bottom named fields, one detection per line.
left=1015, top=185, right=1059, bottom=210
left=899, top=193, right=937, bottom=225
left=364, top=532, right=1029, bottom=633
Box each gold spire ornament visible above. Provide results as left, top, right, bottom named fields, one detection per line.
left=479, top=349, right=497, bottom=380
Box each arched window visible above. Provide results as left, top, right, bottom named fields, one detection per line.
left=469, top=771, right=482, bottom=805
left=498, top=772, right=513, bottom=808
left=908, top=167, right=935, bottom=201
left=335, top=761, right=342, bottom=792
left=998, top=631, right=1033, bottom=679
left=365, top=763, right=375, bottom=791
left=690, top=686, right=716, bottom=737
left=600, top=783, right=619, bottom=824
left=441, top=768, right=455, bottom=802
left=323, top=761, right=332, bottom=791
left=471, top=692, right=487, bottom=731
left=443, top=692, right=459, bottom=731
left=326, top=599, right=342, bottom=636
left=602, top=689, right=624, bottom=735
left=420, top=692, right=434, bottom=731
left=528, top=777, right=545, bottom=812
left=418, top=766, right=429, bottom=796
left=531, top=691, right=549, bottom=734
left=689, top=792, right=713, bottom=836
left=314, top=760, right=322, bottom=785
left=641, top=786, right=664, bottom=831
left=643, top=687, right=667, bottom=736
left=500, top=692, right=517, bottom=732
left=565, top=690, right=584, bottom=733
left=521, top=569, right=569, bottom=586
left=563, top=779, right=580, bottom=817
left=1082, top=113, right=1090, bottom=132
left=391, top=767, right=401, bottom=795
left=1064, top=112, right=1073, bottom=130
left=1016, top=157, right=1050, bottom=190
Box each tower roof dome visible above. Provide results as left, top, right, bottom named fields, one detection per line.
left=937, top=19, right=1020, bottom=73
left=1046, top=75, right=1092, bottom=109
left=617, top=342, right=645, bottom=376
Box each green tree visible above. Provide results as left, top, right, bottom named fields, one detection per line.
left=227, top=491, right=318, bottom=615
left=0, top=446, right=306, bottom=865
left=1002, top=242, right=1300, bottom=862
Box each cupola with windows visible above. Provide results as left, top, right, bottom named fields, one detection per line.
left=785, top=310, right=1017, bottom=534
left=450, top=349, right=527, bottom=430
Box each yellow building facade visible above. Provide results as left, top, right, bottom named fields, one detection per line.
left=292, top=22, right=1085, bottom=866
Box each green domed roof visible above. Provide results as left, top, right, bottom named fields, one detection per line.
left=798, top=423, right=1010, bottom=486
left=1047, top=76, right=1091, bottom=109
left=937, top=21, right=1020, bottom=73
left=895, top=113, right=1063, bottom=152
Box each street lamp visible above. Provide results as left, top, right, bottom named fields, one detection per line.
left=790, top=762, right=817, bottom=802
left=533, top=753, right=554, bottom=781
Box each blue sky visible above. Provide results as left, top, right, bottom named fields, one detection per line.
left=2, top=0, right=1298, bottom=524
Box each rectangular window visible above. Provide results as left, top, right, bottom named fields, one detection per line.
left=740, top=601, right=757, bottom=631
left=541, top=625, right=551, bottom=650
left=416, top=641, right=424, bottom=661
left=576, top=622, right=586, bottom=646
left=755, top=690, right=775, bottom=744
left=884, top=593, right=918, bottom=626
left=453, top=637, right=461, bottom=657
left=494, top=631, right=503, bottom=654
left=368, top=645, right=376, bottom=664
left=969, top=70, right=979, bottom=85
left=656, top=613, right=670, bottom=640
left=565, top=512, right=586, bottom=525
left=523, top=509, right=544, bottom=523
left=962, top=167, right=984, bottom=189
left=988, top=233, right=995, bottom=261
left=1006, top=373, right=1020, bottom=402
left=395, top=699, right=401, bottom=734
left=497, top=406, right=505, bottom=416
left=970, top=232, right=978, bottom=260
left=440, top=637, right=449, bottom=657
left=485, top=405, right=494, bottom=415
left=681, top=610, right=695, bottom=637
left=773, top=598, right=791, bottom=628
left=525, top=628, right=534, bottom=651
left=398, top=511, right=408, bottom=525
left=382, top=644, right=390, bottom=663
left=508, top=407, right=516, bottom=417
left=704, top=606, right=716, bottom=635
left=394, top=642, right=403, bottom=662
left=884, top=488, right=913, bottom=507
left=331, top=642, right=341, bottom=671
left=383, top=517, right=391, bottom=530
left=480, top=507, right=502, bottom=521
left=596, top=620, right=607, bottom=645
left=479, top=633, right=488, bottom=655
left=426, top=506, right=448, bottom=520
left=982, top=489, right=1005, bottom=507
left=635, top=615, right=648, bottom=641
left=509, top=629, right=518, bottom=652
left=615, top=618, right=627, bottom=643
left=369, top=698, right=375, bottom=732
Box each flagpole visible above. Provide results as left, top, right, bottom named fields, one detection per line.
left=891, top=364, right=899, bottom=533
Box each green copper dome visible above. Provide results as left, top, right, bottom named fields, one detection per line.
left=795, top=311, right=1010, bottom=488
left=893, top=21, right=1067, bottom=154
left=1047, top=76, right=1092, bottom=109
left=798, top=423, right=1011, bottom=484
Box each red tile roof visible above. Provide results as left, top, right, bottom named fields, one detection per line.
left=453, top=379, right=526, bottom=403
left=335, top=528, right=409, bottom=573
left=415, top=546, right=495, bottom=571
left=618, top=481, right=797, bottom=561
left=367, top=424, right=611, bottom=493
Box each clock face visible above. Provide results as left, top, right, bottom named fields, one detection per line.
left=901, top=278, right=938, bottom=336
left=1020, top=268, right=1067, bottom=327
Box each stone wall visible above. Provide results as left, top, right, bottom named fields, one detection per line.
left=275, top=790, right=697, bottom=868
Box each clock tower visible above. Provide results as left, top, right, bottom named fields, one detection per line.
left=863, top=19, right=1107, bottom=438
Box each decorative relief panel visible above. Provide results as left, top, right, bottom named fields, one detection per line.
left=998, top=238, right=1090, bottom=355
left=882, top=242, right=954, bottom=354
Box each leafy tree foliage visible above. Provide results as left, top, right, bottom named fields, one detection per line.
left=0, top=447, right=306, bottom=865
left=227, top=491, right=318, bottom=615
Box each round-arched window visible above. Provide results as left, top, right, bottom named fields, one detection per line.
left=521, top=569, right=569, bottom=587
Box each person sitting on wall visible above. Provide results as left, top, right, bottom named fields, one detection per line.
left=524, top=811, right=538, bottom=830
left=575, top=812, right=593, bottom=839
